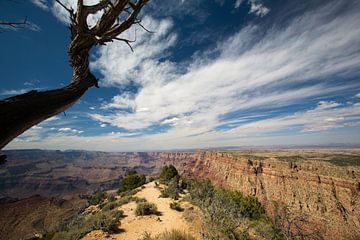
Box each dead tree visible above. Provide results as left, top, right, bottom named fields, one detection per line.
left=0, top=0, right=149, bottom=150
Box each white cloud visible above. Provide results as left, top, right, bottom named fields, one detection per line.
left=248, top=0, right=270, bottom=17
left=317, top=101, right=341, bottom=110
left=11, top=0, right=360, bottom=151
left=101, top=94, right=136, bottom=110
left=7, top=101, right=360, bottom=151
left=58, top=128, right=72, bottom=132
left=226, top=101, right=360, bottom=135
left=91, top=16, right=177, bottom=87
left=31, top=0, right=49, bottom=10
left=90, top=1, right=360, bottom=138
left=235, top=0, right=244, bottom=8
left=58, top=127, right=84, bottom=134
left=50, top=0, right=104, bottom=24
left=100, top=123, right=107, bottom=128
left=356, top=92, right=360, bottom=98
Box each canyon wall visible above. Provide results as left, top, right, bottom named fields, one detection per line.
left=2, top=149, right=359, bottom=239
left=159, top=151, right=360, bottom=239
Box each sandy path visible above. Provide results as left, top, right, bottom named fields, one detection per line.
left=83, top=182, right=202, bottom=240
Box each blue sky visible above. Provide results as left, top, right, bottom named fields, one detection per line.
left=1, top=0, right=360, bottom=151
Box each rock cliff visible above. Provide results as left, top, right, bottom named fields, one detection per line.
left=159, top=151, right=360, bottom=239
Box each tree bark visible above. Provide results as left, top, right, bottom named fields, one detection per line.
left=0, top=78, right=96, bottom=149
left=0, top=0, right=149, bottom=151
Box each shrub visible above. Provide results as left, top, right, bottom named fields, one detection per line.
left=188, top=179, right=214, bottom=208
left=117, top=195, right=134, bottom=205
left=89, top=191, right=106, bottom=205
left=140, top=229, right=196, bottom=240
left=127, top=169, right=138, bottom=176
left=135, top=201, right=158, bottom=216
left=118, top=174, right=146, bottom=194
left=169, top=201, right=183, bottom=211
left=188, top=179, right=266, bottom=239
left=52, top=209, right=123, bottom=240
left=160, top=176, right=183, bottom=200
left=101, top=201, right=120, bottom=211
left=159, top=165, right=178, bottom=183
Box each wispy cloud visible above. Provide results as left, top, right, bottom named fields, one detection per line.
left=9, top=0, right=360, bottom=151
left=234, top=0, right=244, bottom=9
left=31, top=0, right=49, bottom=11
left=91, top=1, right=360, bottom=136
left=248, top=0, right=270, bottom=17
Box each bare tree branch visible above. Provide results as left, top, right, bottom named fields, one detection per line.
left=0, top=0, right=151, bottom=150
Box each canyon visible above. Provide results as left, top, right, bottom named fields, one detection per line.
left=0, top=149, right=359, bottom=239
left=163, top=150, right=360, bottom=239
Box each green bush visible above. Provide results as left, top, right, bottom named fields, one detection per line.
left=101, top=201, right=120, bottom=211
left=160, top=175, right=184, bottom=200
left=118, top=174, right=146, bottom=194
left=159, top=165, right=178, bottom=183
left=169, top=201, right=183, bottom=211
left=135, top=201, right=158, bottom=216
left=188, top=179, right=266, bottom=239
left=188, top=179, right=214, bottom=208
left=127, top=169, right=138, bottom=176
left=52, top=209, right=123, bottom=240
left=140, top=229, right=196, bottom=240
left=89, top=191, right=106, bottom=205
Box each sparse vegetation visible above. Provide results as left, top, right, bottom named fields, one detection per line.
left=89, top=190, right=106, bottom=205
left=140, top=229, right=196, bottom=240
left=169, top=201, right=183, bottom=211
left=187, top=178, right=267, bottom=239
left=328, top=154, right=360, bottom=166
left=118, top=172, right=146, bottom=194
left=101, top=201, right=120, bottom=211
left=160, top=176, right=183, bottom=200
left=52, top=209, right=123, bottom=240
left=135, top=201, right=158, bottom=216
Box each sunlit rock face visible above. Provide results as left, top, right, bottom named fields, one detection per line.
left=160, top=150, right=360, bottom=240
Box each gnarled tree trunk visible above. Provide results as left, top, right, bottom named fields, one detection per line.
left=0, top=0, right=149, bottom=151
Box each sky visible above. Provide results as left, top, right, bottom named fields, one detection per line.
left=1, top=0, right=360, bottom=151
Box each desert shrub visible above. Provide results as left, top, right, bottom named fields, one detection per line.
left=160, top=177, right=182, bottom=199
left=135, top=201, right=158, bottom=216
left=267, top=203, right=323, bottom=240
left=117, top=195, right=134, bottom=205
left=91, top=210, right=123, bottom=233
left=52, top=209, right=123, bottom=240
left=101, top=201, right=120, bottom=211
left=89, top=191, right=106, bottom=205
left=127, top=169, right=138, bottom=176
left=108, top=195, right=116, bottom=202
left=118, top=174, right=146, bottom=194
left=118, top=188, right=140, bottom=197
left=159, top=165, right=178, bottom=183
left=188, top=179, right=266, bottom=239
left=169, top=201, right=183, bottom=211
left=187, top=179, right=215, bottom=208
left=140, top=229, right=196, bottom=240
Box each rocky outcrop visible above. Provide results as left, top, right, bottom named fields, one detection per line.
left=0, top=195, right=87, bottom=240
left=158, top=151, right=360, bottom=239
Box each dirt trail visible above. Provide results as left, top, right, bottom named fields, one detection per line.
left=83, top=182, right=202, bottom=240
